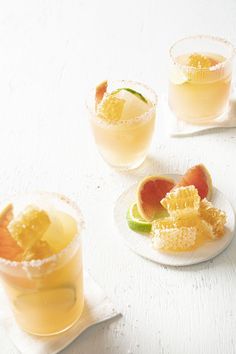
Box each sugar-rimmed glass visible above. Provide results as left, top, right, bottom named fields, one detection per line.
left=168, top=35, right=235, bottom=124
left=87, top=80, right=157, bottom=170
left=0, top=192, right=84, bottom=336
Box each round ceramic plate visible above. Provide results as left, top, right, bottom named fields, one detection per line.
left=114, top=174, right=235, bottom=266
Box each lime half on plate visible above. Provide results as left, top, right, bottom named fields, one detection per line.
left=126, top=203, right=152, bottom=233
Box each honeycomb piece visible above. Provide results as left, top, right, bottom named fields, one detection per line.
left=97, top=94, right=125, bottom=121
left=152, top=212, right=214, bottom=251
left=24, top=240, right=53, bottom=261
left=152, top=227, right=197, bottom=251
left=161, top=186, right=200, bottom=216
left=152, top=212, right=200, bottom=231
left=196, top=219, right=214, bottom=240
left=9, top=206, right=51, bottom=251
left=199, top=199, right=226, bottom=238
left=188, top=53, right=216, bottom=69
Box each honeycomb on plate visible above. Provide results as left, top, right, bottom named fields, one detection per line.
left=160, top=185, right=200, bottom=217
left=152, top=186, right=226, bottom=252
left=199, top=198, right=226, bottom=238
left=152, top=213, right=207, bottom=251
left=152, top=226, right=197, bottom=251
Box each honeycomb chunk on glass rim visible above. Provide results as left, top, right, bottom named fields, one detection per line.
left=23, top=240, right=53, bottom=261
left=9, top=206, right=51, bottom=251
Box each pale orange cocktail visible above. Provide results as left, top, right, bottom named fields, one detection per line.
left=0, top=193, right=84, bottom=336
left=169, top=36, right=234, bottom=124
left=88, top=80, right=157, bottom=170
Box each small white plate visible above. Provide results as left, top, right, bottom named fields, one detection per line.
left=114, top=174, right=235, bottom=266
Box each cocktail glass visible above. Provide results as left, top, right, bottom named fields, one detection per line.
left=168, top=35, right=235, bottom=124
left=0, top=192, right=84, bottom=336
left=87, top=80, right=157, bottom=170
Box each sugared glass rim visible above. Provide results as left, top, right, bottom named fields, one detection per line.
left=0, top=191, right=84, bottom=268
left=169, top=35, right=235, bottom=71
left=86, top=79, right=158, bottom=126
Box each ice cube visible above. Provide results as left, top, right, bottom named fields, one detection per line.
left=115, top=89, right=151, bottom=121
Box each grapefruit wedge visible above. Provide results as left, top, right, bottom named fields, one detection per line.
left=0, top=227, right=23, bottom=261
left=176, top=164, right=212, bottom=199
left=0, top=204, right=13, bottom=228
left=95, top=80, right=107, bottom=108
left=137, top=176, right=175, bottom=222
left=0, top=204, right=23, bottom=261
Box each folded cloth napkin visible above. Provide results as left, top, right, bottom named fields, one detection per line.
left=165, top=87, right=236, bottom=137
left=0, top=272, right=121, bottom=354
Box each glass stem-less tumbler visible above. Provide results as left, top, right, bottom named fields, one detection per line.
left=87, top=80, right=157, bottom=170
left=0, top=192, right=84, bottom=336
left=168, top=35, right=235, bottom=124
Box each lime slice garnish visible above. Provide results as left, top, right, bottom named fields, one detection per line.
left=127, top=203, right=152, bottom=233
left=170, top=66, right=188, bottom=85
left=111, top=88, right=148, bottom=104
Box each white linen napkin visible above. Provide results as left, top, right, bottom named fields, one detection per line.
left=164, top=87, right=236, bottom=137
left=0, top=272, right=121, bottom=354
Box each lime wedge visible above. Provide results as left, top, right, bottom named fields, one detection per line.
left=127, top=203, right=152, bottom=233
left=170, top=66, right=188, bottom=85
left=111, top=88, right=148, bottom=104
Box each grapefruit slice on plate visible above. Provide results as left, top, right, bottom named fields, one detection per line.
left=137, top=176, right=175, bottom=221
left=175, top=164, right=212, bottom=199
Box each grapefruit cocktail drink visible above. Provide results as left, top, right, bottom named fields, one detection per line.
left=88, top=80, right=157, bottom=170
left=169, top=35, right=234, bottom=124
left=0, top=192, right=84, bottom=336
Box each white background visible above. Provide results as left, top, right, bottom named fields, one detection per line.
left=0, top=1, right=236, bottom=353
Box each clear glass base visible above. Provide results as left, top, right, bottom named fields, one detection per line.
left=176, top=105, right=229, bottom=125
left=104, top=155, right=146, bottom=171
left=18, top=299, right=84, bottom=336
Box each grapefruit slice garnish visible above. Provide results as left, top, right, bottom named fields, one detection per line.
left=137, top=176, right=175, bottom=222
left=0, top=227, right=23, bottom=261
left=0, top=204, right=13, bottom=228
left=95, top=80, right=107, bottom=108
left=175, top=164, right=212, bottom=199
left=0, top=203, right=23, bottom=261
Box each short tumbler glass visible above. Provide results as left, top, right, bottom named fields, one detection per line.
left=87, top=80, right=157, bottom=170
left=0, top=192, right=84, bottom=336
left=168, top=35, right=235, bottom=124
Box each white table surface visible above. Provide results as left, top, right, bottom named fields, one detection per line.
left=0, top=1, right=236, bottom=353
